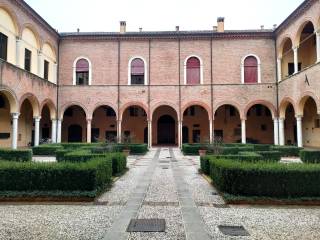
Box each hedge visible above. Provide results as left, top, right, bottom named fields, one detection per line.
left=32, top=144, right=63, bottom=155
left=251, top=144, right=271, bottom=151
left=59, top=150, right=127, bottom=175
left=300, top=150, right=320, bottom=163
left=200, top=152, right=263, bottom=175
left=0, top=158, right=112, bottom=192
left=271, top=146, right=302, bottom=157
left=255, top=151, right=281, bottom=162
left=209, top=158, right=320, bottom=198
left=0, top=149, right=32, bottom=162
left=60, top=143, right=101, bottom=150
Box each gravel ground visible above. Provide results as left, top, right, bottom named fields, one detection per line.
left=0, top=205, right=122, bottom=240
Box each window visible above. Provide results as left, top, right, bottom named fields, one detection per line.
left=64, top=108, right=73, bottom=117
left=0, top=32, right=8, bottom=61
left=288, top=63, right=301, bottom=75
left=24, top=49, right=32, bottom=72
left=186, top=57, right=201, bottom=84
left=256, top=105, right=262, bottom=116
left=229, top=106, right=236, bottom=116
left=44, top=60, right=49, bottom=80
left=130, top=58, right=145, bottom=85
left=243, top=56, right=258, bottom=83
left=129, top=107, right=139, bottom=117
left=0, top=95, right=5, bottom=108
left=75, top=58, right=89, bottom=85
left=105, top=107, right=116, bottom=117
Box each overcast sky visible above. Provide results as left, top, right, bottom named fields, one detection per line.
left=25, top=0, right=304, bottom=33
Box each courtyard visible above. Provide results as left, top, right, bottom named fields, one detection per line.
left=0, top=148, right=319, bottom=240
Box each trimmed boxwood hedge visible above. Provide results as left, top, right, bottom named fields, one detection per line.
left=32, top=144, right=63, bottom=156
left=271, top=146, right=302, bottom=157
left=200, top=152, right=263, bottom=175
left=300, top=150, right=320, bottom=163
left=255, top=151, right=281, bottom=162
left=209, top=157, right=320, bottom=198
left=0, top=158, right=112, bottom=192
left=0, top=149, right=32, bottom=162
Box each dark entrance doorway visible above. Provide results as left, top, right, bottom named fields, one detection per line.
left=68, top=124, right=82, bottom=142
left=144, top=127, right=148, bottom=144
left=157, top=115, right=175, bottom=144
left=182, top=126, right=189, bottom=143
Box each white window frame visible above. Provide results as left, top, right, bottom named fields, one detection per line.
left=241, top=54, right=261, bottom=84
left=73, top=56, right=92, bottom=85
left=128, top=56, right=148, bottom=85
left=184, top=55, right=203, bottom=85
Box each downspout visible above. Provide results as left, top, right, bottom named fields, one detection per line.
left=210, top=36, right=214, bottom=141
left=274, top=31, right=280, bottom=145
left=56, top=36, right=60, bottom=143
left=117, top=40, right=121, bottom=140
left=148, top=39, right=151, bottom=147
left=178, top=33, right=181, bottom=148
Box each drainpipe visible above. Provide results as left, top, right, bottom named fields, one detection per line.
left=56, top=37, right=60, bottom=143
left=274, top=31, right=280, bottom=145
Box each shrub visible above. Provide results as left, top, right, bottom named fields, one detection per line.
left=182, top=144, right=205, bottom=155
left=300, top=150, right=320, bottom=163
left=252, top=144, right=271, bottom=151
left=271, top=146, right=302, bottom=157
left=55, top=149, right=72, bottom=161
left=32, top=144, right=63, bottom=156
left=255, top=151, right=281, bottom=162
left=209, top=158, right=320, bottom=198
left=0, top=158, right=112, bottom=192
left=109, top=152, right=127, bottom=175
left=60, top=143, right=101, bottom=150
left=0, top=149, right=32, bottom=162
left=221, top=147, right=239, bottom=155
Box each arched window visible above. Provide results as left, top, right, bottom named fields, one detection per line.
left=130, top=58, right=145, bottom=85
left=73, top=57, right=91, bottom=85
left=186, top=57, right=201, bottom=84
left=242, top=55, right=261, bottom=84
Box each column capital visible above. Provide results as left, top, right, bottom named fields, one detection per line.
left=292, top=46, right=299, bottom=51
left=315, top=29, right=320, bottom=35
left=86, top=118, right=92, bottom=122
left=11, top=112, right=20, bottom=119
left=34, top=116, right=41, bottom=121
left=15, top=37, right=22, bottom=42
left=296, top=115, right=303, bottom=120
left=273, top=117, right=279, bottom=121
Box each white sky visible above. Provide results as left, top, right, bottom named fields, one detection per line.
left=25, top=0, right=304, bottom=32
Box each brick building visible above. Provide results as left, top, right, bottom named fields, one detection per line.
left=0, top=0, right=319, bottom=149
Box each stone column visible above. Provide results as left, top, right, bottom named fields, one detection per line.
left=16, top=38, right=22, bottom=68
left=273, top=118, right=279, bottom=145
left=277, top=58, right=282, bottom=81
left=11, top=113, right=20, bottom=149
left=178, top=120, right=182, bottom=148
left=117, top=120, right=122, bottom=143
left=296, top=116, right=303, bottom=148
left=279, top=118, right=285, bottom=146
left=148, top=120, right=152, bottom=148
left=37, top=51, right=44, bottom=77
left=86, top=119, right=92, bottom=143
left=34, top=117, right=41, bottom=146
left=209, top=119, right=213, bottom=144
left=57, top=119, right=62, bottom=143
left=316, top=31, right=320, bottom=63
left=293, top=47, right=299, bottom=74
left=241, top=119, right=246, bottom=144
left=51, top=119, right=57, bottom=143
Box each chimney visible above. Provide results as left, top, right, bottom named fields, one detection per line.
left=120, top=21, right=126, bottom=34
left=175, top=26, right=179, bottom=32
left=260, top=25, right=264, bottom=30
left=139, top=27, right=143, bottom=32
left=217, top=17, right=225, bottom=32
left=77, top=28, right=80, bottom=33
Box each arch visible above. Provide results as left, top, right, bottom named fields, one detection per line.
left=182, top=101, right=211, bottom=120
left=21, top=24, right=41, bottom=49
left=128, top=56, right=148, bottom=85
left=42, top=41, right=57, bottom=62
left=157, top=115, right=176, bottom=144
left=184, top=55, right=203, bottom=84
left=294, top=19, right=317, bottom=47
left=120, top=102, right=148, bottom=121
left=40, top=99, right=57, bottom=119
left=151, top=102, right=179, bottom=121
left=241, top=54, right=261, bottom=83
left=278, top=36, right=294, bottom=58
left=0, top=87, right=18, bottom=113
left=279, top=97, right=297, bottom=119
left=244, top=100, right=277, bottom=119
left=19, top=93, right=40, bottom=117
left=213, top=101, right=243, bottom=120
left=73, top=56, right=92, bottom=85
left=297, top=93, right=320, bottom=116
left=0, top=5, right=19, bottom=35
left=60, top=102, right=89, bottom=119
left=90, top=102, right=118, bottom=119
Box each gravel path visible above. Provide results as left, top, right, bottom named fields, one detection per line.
left=1, top=148, right=320, bottom=240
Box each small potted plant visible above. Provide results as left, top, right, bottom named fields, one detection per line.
left=198, top=137, right=208, bottom=157
left=122, top=134, right=133, bottom=157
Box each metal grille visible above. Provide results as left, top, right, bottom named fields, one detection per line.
left=127, top=219, right=166, bottom=232
left=218, top=225, right=250, bottom=236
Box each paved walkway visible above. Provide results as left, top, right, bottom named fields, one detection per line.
left=0, top=148, right=319, bottom=239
